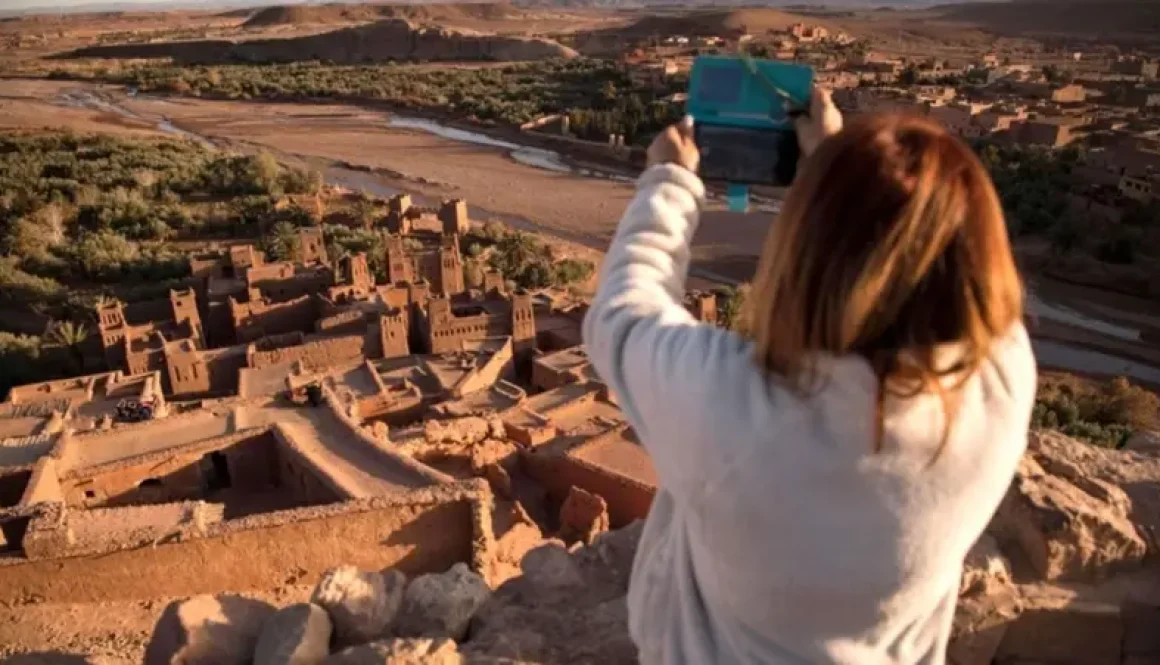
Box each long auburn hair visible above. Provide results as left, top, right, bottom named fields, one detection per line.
left=742, top=113, right=1023, bottom=457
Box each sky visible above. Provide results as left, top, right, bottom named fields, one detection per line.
left=0, top=0, right=268, bottom=12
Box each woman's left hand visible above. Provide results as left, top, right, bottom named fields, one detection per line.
left=647, top=116, right=699, bottom=174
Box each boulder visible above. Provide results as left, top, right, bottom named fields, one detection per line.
left=144, top=594, right=275, bottom=665
left=992, top=454, right=1146, bottom=582
left=947, top=536, right=1022, bottom=665
left=520, top=542, right=584, bottom=589
left=465, top=525, right=641, bottom=663
left=394, top=563, right=491, bottom=641
left=311, top=566, right=406, bottom=648
left=254, top=603, right=332, bottom=665
left=575, top=520, right=644, bottom=591
left=325, top=637, right=461, bottom=665
left=557, top=486, right=609, bottom=546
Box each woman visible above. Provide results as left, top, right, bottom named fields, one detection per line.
left=582, top=90, right=1036, bottom=664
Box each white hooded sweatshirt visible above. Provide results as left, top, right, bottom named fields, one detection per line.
left=582, top=163, right=1036, bottom=665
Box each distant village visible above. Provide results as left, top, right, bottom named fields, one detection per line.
left=615, top=21, right=1160, bottom=222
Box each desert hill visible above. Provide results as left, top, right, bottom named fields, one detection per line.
left=933, top=0, right=1160, bottom=40
left=613, top=8, right=838, bottom=37
left=59, top=16, right=577, bottom=64
left=241, top=2, right=526, bottom=29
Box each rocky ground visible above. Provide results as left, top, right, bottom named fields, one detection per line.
left=6, top=429, right=1159, bottom=664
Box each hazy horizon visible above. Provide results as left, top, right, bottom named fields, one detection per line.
left=0, top=0, right=990, bottom=16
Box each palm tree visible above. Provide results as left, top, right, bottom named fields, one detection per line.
left=47, top=320, right=89, bottom=373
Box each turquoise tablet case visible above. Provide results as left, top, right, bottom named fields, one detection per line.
left=687, top=56, right=814, bottom=130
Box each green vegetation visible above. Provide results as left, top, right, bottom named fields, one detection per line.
left=0, top=132, right=322, bottom=310
left=1032, top=374, right=1159, bottom=449
left=65, top=59, right=684, bottom=146
left=976, top=142, right=1157, bottom=267
left=0, top=130, right=325, bottom=394
left=716, top=284, right=749, bottom=332
left=467, top=221, right=594, bottom=290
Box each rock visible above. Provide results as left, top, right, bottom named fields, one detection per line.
left=254, top=603, right=332, bottom=665
left=470, top=439, right=518, bottom=474
left=464, top=594, right=632, bottom=664
left=557, top=486, right=609, bottom=546
left=487, top=418, right=505, bottom=439
left=1126, top=429, right=1160, bottom=454
left=960, top=534, right=1011, bottom=596
left=992, top=454, right=1146, bottom=582
left=326, top=637, right=462, bottom=665
left=947, top=536, right=1022, bottom=665
left=520, top=542, right=584, bottom=589
left=394, top=563, right=491, bottom=641
left=144, top=594, right=275, bottom=665
left=996, top=585, right=1124, bottom=665
left=577, top=520, right=644, bottom=590
left=482, top=463, right=512, bottom=500
left=311, top=566, right=406, bottom=648
left=425, top=418, right=490, bottom=445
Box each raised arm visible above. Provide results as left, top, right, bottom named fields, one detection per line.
left=582, top=124, right=760, bottom=499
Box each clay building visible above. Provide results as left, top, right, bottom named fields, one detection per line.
left=384, top=195, right=471, bottom=238
left=230, top=294, right=319, bottom=344
left=96, top=289, right=205, bottom=376
left=421, top=291, right=536, bottom=356
left=532, top=346, right=593, bottom=392
left=384, top=232, right=466, bottom=298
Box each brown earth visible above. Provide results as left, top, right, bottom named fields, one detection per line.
left=56, top=18, right=578, bottom=65
left=933, top=0, right=1160, bottom=43
left=240, top=3, right=527, bottom=30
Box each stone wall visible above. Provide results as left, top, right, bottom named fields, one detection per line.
left=249, top=334, right=367, bottom=372
left=0, top=482, right=491, bottom=604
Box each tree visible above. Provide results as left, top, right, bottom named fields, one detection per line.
left=46, top=320, right=88, bottom=373
left=263, top=221, right=301, bottom=262
left=250, top=152, right=282, bottom=196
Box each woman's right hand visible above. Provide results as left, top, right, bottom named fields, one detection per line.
left=795, top=88, right=843, bottom=157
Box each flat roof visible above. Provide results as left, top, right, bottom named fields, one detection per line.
left=71, top=410, right=234, bottom=469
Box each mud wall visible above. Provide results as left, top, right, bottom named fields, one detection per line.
left=20, top=457, right=62, bottom=505
left=61, top=431, right=282, bottom=508
left=233, top=295, right=316, bottom=344
left=522, top=451, right=654, bottom=528
left=273, top=432, right=348, bottom=506
left=0, top=488, right=484, bottom=604
left=249, top=334, right=366, bottom=371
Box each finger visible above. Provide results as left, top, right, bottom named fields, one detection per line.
left=676, top=115, right=695, bottom=140
left=810, top=86, right=826, bottom=112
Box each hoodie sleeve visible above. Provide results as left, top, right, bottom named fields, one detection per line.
left=583, top=164, right=760, bottom=500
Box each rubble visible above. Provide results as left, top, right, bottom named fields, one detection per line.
left=326, top=637, right=462, bottom=665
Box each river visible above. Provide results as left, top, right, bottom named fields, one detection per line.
left=53, top=87, right=1160, bottom=384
